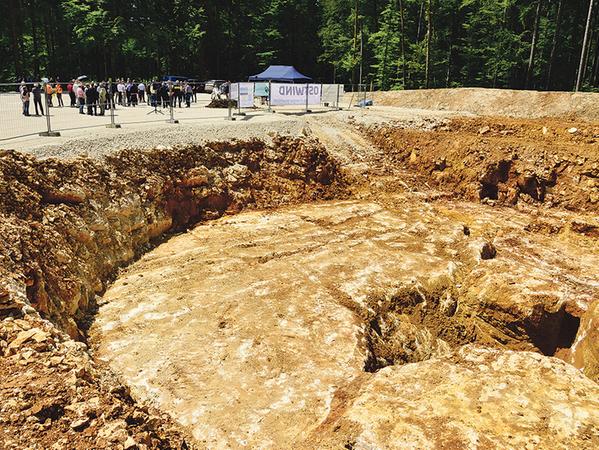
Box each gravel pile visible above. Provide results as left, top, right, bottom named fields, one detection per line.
left=23, top=119, right=309, bottom=160
left=17, top=108, right=458, bottom=161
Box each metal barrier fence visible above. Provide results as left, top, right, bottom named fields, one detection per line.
left=0, top=81, right=380, bottom=142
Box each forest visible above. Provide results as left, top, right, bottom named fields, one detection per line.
left=0, top=0, right=597, bottom=92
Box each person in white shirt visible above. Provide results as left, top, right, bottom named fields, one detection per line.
left=138, top=82, right=146, bottom=103
left=117, top=81, right=125, bottom=105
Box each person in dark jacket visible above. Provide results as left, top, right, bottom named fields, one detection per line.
left=67, top=80, right=76, bottom=107
left=160, top=83, right=170, bottom=108
left=85, top=84, right=95, bottom=115
left=109, top=81, right=117, bottom=110
left=130, top=81, right=138, bottom=107
left=32, top=83, right=44, bottom=116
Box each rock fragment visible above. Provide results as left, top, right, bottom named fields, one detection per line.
left=480, top=241, right=497, bottom=260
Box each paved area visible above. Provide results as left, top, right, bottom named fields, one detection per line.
left=0, top=92, right=338, bottom=149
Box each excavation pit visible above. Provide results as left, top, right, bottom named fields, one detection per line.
left=90, top=198, right=598, bottom=448
left=2, top=112, right=599, bottom=448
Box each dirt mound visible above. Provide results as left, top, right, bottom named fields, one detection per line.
left=364, top=116, right=599, bottom=213
left=205, top=99, right=236, bottom=108
left=370, top=87, right=599, bottom=121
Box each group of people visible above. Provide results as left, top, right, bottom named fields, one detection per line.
left=19, top=78, right=207, bottom=118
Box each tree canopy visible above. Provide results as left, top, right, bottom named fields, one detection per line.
left=1, top=0, right=597, bottom=91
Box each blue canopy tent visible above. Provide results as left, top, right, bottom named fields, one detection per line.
left=248, top=65, right=311, bottom=83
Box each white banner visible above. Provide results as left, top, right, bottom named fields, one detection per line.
left=231, top=83, right=254, bottom=108
left=270, top=83, right=321, bottom=106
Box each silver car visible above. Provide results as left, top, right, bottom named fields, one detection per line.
left=204, top=80, right=226, bottom=93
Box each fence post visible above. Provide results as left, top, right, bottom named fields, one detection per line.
left=336, top=84, right=341, bottom=110
left=305, top=83, right=311, bottom=113
left=268, top=80, right=273, bottom=113
left=234, top=82, right=246, bottom=117
left=320, top=82, right=323, bottom=109
left=106, top=78, right=121, bottom=129
left=39, top=82, right=60, bottom=137
left=225, top=82, right=235, bottom=121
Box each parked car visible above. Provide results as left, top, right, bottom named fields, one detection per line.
left=162, top=75, right=189, bottom=82
left=187, top=79, right=205, bottom=92
left=204, top=80, right=226, bottom=93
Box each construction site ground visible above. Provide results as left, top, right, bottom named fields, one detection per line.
left=1, top=88, right=598, bottom=449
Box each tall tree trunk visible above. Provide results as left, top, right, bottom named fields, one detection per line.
left=546, top=0, right=563, bottom=90
left=352, top=0, right=359, bottom=87
left=582, top=5, right=599, bottom=82
left=425, top=0, right=432, bottom=88
left=417, top=0, right=424, bottom=40
left=7, top=0, right=23, bottom=79
left=446, top=13, right=455, bottom=87
left=29, top=0, right=40, bottom=78
left=398, top=0, right=407, bottom=88
left=492, top=4, right=509, bottom=88
left=381, top=23, right=389, bottom=89
left=526, top=0, right=543, bottom=89
left=592, top=34, right=599, bottom=84
left=576, top=0, right=595, bottom=91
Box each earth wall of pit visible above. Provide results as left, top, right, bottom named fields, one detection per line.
left=0, top=136, right=348, bottom=338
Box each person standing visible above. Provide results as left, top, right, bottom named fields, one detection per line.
left=20, top=82, right=30, bottom=116
left=56, top=82, right=64, bottom=107
left=125, top=79, right=132, bottom=106
left=185, top=82, right=192, bottom=107
left=98, top=82, right=107, bottom=116
left=130, top=81, right=138, bottom=106
left=160, top=82, right=169, bottom=108
left=77, top=83, right=85, bottom=114
left=138, top=81, right=146, bottom=103
left=117, top=80, right=125, bottom=105
left=32, top=83, right=44, bottom=116
left=110, top=80, right=117, bottom=110
left=86, top=83, right=98, bottom=115
left=173, top=81, right=182, bottom=108
left=67, top=80, right=76, bottom=107
left=45, top=82, right=54, bottom=107
left=150, top=80, right=159, bottom=107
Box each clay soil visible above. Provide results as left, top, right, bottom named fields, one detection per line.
left=1, top=104, right=599, bottom=449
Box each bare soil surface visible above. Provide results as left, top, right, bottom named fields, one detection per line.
left=370, top=87, right=599, bottom=121
left=1, top=95, right=599, bottom=449
left=90, top=197, right=599, bottom=448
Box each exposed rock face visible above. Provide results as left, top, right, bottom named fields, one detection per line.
left=91, top=200, right=599, bottom=448
left=364, top=116, right=599, bottom=213
left=305, top=345, right=599, bottom=449
left=568, top=299, right=599, bottom=382
left=0, top=137, right=346, bottom=338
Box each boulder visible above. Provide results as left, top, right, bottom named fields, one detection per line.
left=305, top=346, right=599, bottom=449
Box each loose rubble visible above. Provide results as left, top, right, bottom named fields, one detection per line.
left=0, top=313, right=192, bottom=449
